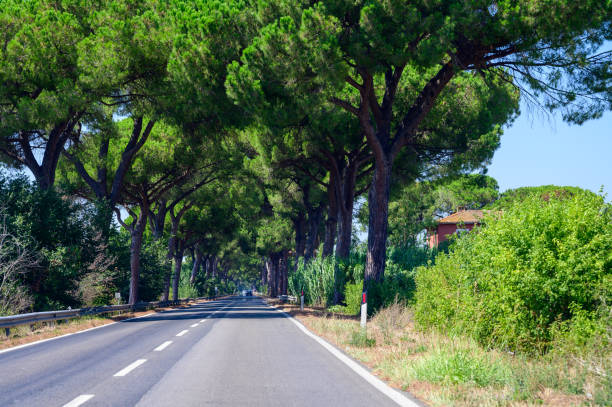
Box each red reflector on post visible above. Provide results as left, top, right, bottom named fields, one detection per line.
left=362, top=292, right=366, bottom=304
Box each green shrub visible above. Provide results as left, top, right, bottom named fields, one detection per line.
left=415, top=191, right=612, bottom=353
left=349, top=329, right=376, bottom=347
left=366, top=261, right=417, bottom=315
left=343, top=281, right=363, bottom=315
left=289, top=254, right=339, bottom=307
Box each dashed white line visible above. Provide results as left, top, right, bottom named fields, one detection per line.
left=63, top=394, right=94, bottom=407
left=176, top=330, right=188, bottom=337
left=190, top=323, right=199, bottom=328
left=200, top=319, right=206, bottom=323
left=113, top=359, right=147, bottom=377
left=154, top=341, right=173, bottom=351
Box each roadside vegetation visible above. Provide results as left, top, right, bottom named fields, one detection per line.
left=279, top=187, right=611, bottom=406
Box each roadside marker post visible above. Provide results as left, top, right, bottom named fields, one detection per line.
left=360, top=292, right=367, bottom=329
left=300, top=290, right=304, bottom=311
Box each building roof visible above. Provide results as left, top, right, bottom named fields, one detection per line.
left=437, top=209, right=493, bottom=225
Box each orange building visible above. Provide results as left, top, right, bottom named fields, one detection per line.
left=427, top=209, right=491, bottom=248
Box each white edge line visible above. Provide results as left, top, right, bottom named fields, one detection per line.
left=154, top=340, right=173, bottom=351
left=62, top=394, right=94, bottom=407
left=273, top=307, right=421, bottom=407
left=113, top=359, right=147, bottom=377
left=0, top=310, right=160, bottom=355
left=176, top=330, right=188, bottom=337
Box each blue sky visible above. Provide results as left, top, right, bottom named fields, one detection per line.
left=487, top=105, right=611, bottom=198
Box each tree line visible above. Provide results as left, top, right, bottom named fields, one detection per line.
left=0, top=0, right=609, bottom=311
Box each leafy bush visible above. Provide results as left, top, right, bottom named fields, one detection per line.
left=366, top=261, right=417, bottom=315
left=415, top=191, right=612, bottom=353
left=289, top=254, right=338, bottom=307
left=343, top=282, right=363, bottom=315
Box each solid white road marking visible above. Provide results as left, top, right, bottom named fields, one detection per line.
left=62, top=394, right=94, bottom=407
left=113, top=359, right=147, bottom=377
left=274, top=307, right=420, bottom=407
left=154, top=341, right=173, bottom=351
left=190, top=323, right=199, bottom=328
left=176, top=330, right=188, bottom=337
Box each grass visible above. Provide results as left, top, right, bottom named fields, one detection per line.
left=409, top=346, right=512, bottom=387
left=271, top=299, right=610, bottom=407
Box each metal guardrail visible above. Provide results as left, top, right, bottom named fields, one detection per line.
left=0, top=296, right=218, bottom=336
left=277, top=295, right=297, bottom=303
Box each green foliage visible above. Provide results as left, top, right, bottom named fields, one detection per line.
left=342, top=282, right=363, bottom=316
left=109, top=230, right=167, bottom=303
left=411, top=346, right=512, bottom=387
left=289, top=254, right=338, bottom=307
left=489, top=185, right=596, bottom=210
left=415, top=190, right=612, bottom=353
left=0, top=172, right=91, bottom=309
left=349, top=330, right=376, bottom=348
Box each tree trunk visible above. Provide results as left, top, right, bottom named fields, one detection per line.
left=172, top=240, right=185, bottom=301
left=279, top=252, right=288, bottom=295
left=304, top=205, right=323, bottom=262
left=266, top=257, right=277, bottom=297
left=128, top=209, right=148, bottom=305
left=211, top=256, right=218, bottom=278
left=364, top=157, right=392, bottom=288
left=322, top=178, right=338, bottom=257
left=336, top=199, right=353, bottom=259
left=162, top=215, right=181, bottom=301
left=190, top=247, right=203, bottom=284
left=261, top=257, right=267, bottom=287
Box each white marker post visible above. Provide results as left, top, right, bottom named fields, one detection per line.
left=300, top=290, right=304, bottom=311
left=360, top=291, right=367, bottom=329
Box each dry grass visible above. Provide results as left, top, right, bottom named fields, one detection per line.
left=270, top=299, right=609, bottom=407
left=0, top=299, right=208, bottom=351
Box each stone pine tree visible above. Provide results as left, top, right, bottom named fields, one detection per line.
left=0, top=0, right=172, bottom=190
left=227, top=0, right=610, bottom=286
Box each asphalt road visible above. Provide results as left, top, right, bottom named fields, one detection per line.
left=0, top=297, right=417, bottom=406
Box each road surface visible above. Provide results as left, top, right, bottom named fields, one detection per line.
left=0, top=297, right=418, bottom=406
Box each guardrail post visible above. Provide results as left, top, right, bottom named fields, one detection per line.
left=360, top=291, right=367, bottom=329
left=5, top=327, right=9, bottom=337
